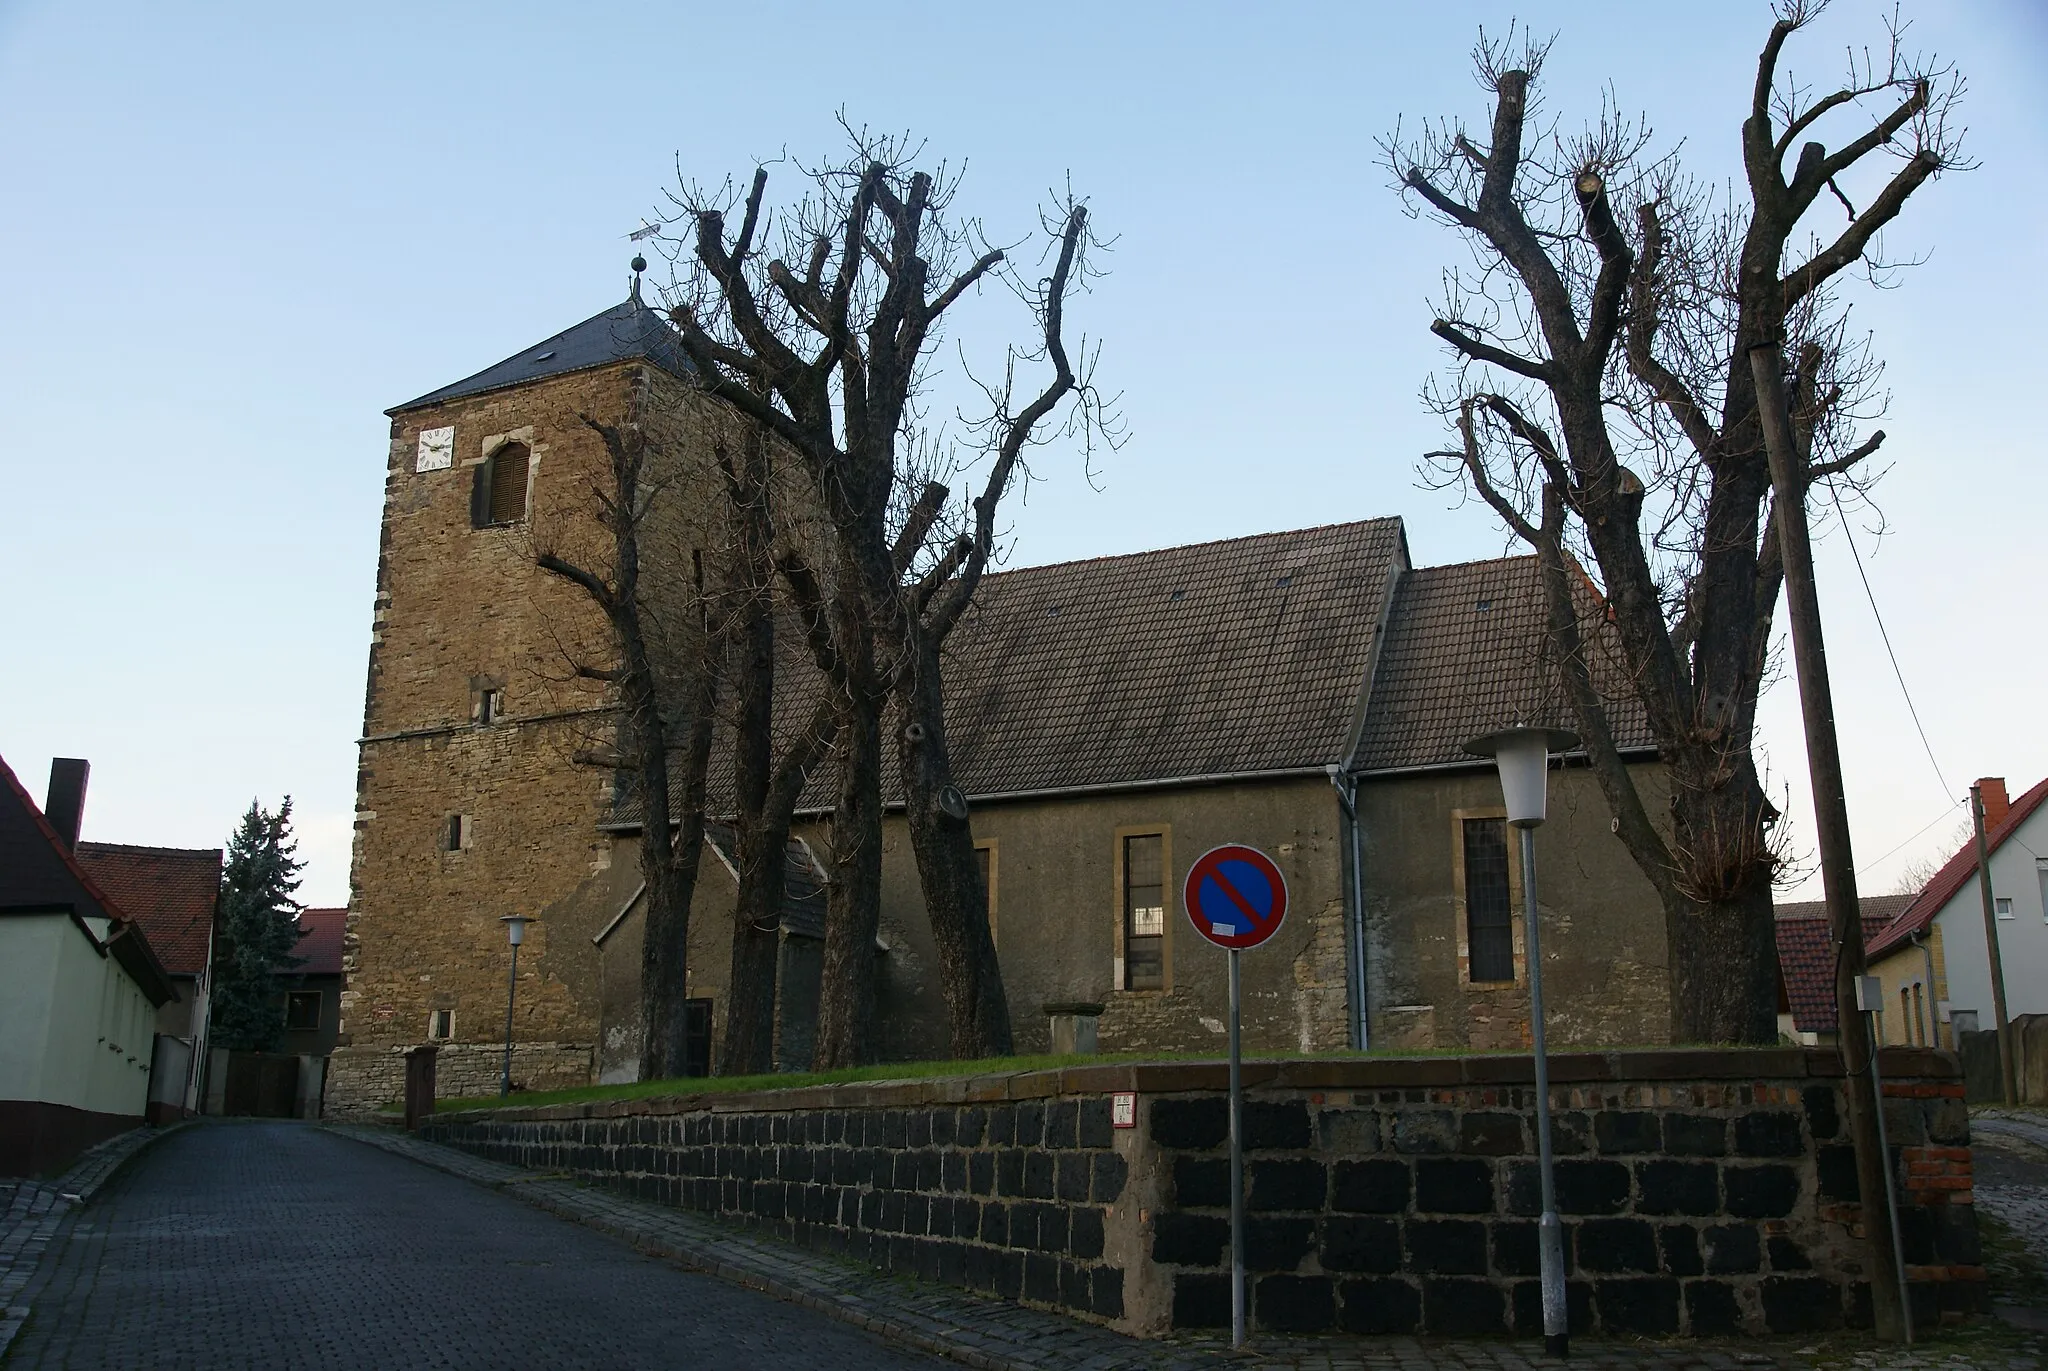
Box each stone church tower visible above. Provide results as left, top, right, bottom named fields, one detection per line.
left=327, top=294, right=703, bottom=1113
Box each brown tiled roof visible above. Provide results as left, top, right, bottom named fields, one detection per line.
left=614, top=519, right=1409, bottom=826
left=1865, top=776, right=2048, bottom=960
left=74, top=842, right=221, bottom=977
left=1351, top=555, right=1654, bottom=774
left=291, top=907, right=347, bottom=977
left=936, top=519, right=1406, bottom=796
left=1772, top=898, right=1913, bottom=1034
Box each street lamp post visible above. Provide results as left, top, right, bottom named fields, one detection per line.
left=500, top=915, right=535, bottom=1097
left=1466, top=725, right=1579, bottom=1360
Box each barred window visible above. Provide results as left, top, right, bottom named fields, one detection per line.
left=1463, top=817, right=1514, bottom=983
left=1123, top=833, right=1165, bottom=991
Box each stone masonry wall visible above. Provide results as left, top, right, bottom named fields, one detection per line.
left=424, top=1077, right=1133, bottom=1325
left=326, top=1043, right=593, bottom=1117
left=417, top=1048, right=1984, bottom=1340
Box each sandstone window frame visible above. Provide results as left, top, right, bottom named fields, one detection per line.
left=1451, top=807, right=1526, bottom=990
left=427, top=1009, right=454, bottom=1041
left=974, top=838, right=999, bottom=949
left=467, top=426, right=538, bottom=530
left=445, top=813, right=472, bottom=853
left=474, top=686, right=505, bottom=725
left=1113, top=825, right=1172, bottom=994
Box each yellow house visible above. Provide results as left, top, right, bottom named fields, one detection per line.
left=0, top=755, right=176, bottom=1176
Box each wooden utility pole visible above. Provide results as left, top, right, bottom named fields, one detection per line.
left=1970, top=784, right=2018, bottom=1106
left=1748, top=340, right=1908, bottom=1342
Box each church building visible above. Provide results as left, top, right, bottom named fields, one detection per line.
left=327, top=294, right=1673, bottom=1115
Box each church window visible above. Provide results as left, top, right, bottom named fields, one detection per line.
left=473, top=442, right=531, bottom=527
left=1120, top=831, right=1167, bottom=991
left=445, top=814, right=472, bottom=852
left=477, top=688, right=504, bottom=725
left=428, top=1009, right=454, bottom=1040
left=975, top=839, right=998, bottom=948
left=1461, top=816, right=1515, bottom=983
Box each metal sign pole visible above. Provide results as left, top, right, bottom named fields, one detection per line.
left=1228, top=947, right=1246, bottom=1349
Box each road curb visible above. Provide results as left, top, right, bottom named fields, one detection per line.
left=0, top=1120, right=191, bottom=1359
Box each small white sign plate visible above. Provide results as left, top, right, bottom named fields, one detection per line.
left=416, top=425, right=455, bottom=472
left=1111, top=1091, right=1136, bottom=1129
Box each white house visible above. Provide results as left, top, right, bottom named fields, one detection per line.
left=1865, top=775, right=2048, bottom=1049
left=0, top=755, right=176, bottom=1176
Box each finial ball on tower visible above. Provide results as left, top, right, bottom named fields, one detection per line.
left=631, top=254, right=647, bottom=275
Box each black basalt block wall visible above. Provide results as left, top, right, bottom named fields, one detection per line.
left=417, top=1053, right=1984, bottom=1341
left=1142, top=1063, right=1987, bottom=1338
left=422, top=1091, right=1129, bottom=1325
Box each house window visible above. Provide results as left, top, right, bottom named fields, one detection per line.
left=1912, top=983, right=1927, bottom=1046
left=1899, top=987, right=1915, bottom=1045
left=1122, top=833, right=1166, bottom=991
left=445, top=814, right=471, bottom=852
left=1996, top=897, right=2014, bottom=921
left=473, top=441, right=531, bottom=527
left=974, top=839, right=998, bottom=949
left=476, top=688, right=504, bottom=725
left=427, top=1009, right=454, bottom=1040
left=285, top=991, right=321, bottom=1032
left=1462, top=817, right=1515, bottom=983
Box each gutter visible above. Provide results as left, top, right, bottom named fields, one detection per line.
left=1328, top=765, right=1370, bottom=1051
left=597, top=764, right=1336, bottom=833
left=1352, top=747, right=1658, bottom=782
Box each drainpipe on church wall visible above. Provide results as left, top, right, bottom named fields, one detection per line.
left=1329, top=767, right=1370, bottom=1051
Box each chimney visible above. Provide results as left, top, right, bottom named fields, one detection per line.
left=1977, top=777, right=2010, bottom=833
left=44, top=758, right=89, bottom=849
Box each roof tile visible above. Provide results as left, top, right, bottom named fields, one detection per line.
left=74, top=842, right=221, bottom=977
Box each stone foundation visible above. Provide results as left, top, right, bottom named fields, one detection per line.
left=325, top=1042, right=592, bottom=1118
left=417, top=1047, right=1986, bottom=1338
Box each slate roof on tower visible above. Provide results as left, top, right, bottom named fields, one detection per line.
left=389, top=298, right=690, bottom=414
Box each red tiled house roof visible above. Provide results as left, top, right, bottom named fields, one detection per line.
left=1865, top=776, right=2048, bottom=960
left=291, top=907, right=346, bottom=977
left=73, top=842, right=221, bottom=978
left=1773, top=896, right=1915, bottom=1034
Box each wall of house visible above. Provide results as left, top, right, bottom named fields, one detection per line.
left=332, top=360, right=743, bottom=1116
left=1354, top=763, right=1671, bottom=1052
left=1870, top=927, right=1951, bottom=1049
left=420, top=1049, right=1985, bottom=1338
left=593, top=773, right=1353, bottom=1075
left=0, top=915, right=159, bottom=1173
left=1927, top=805, right=2048, bottom=1031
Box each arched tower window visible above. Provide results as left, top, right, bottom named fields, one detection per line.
left=473, top=442, right=531, bottom=527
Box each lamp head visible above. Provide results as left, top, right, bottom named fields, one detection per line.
left=501, top=913, right=536, bottom=946
left=1463, top=725, right=1580, bottom=828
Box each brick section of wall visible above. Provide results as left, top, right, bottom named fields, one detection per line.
left=418, top=1048, right=1986, bottom=1340
left=423, top=1088, right=1130, bottom=1325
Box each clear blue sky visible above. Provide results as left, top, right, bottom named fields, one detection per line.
left=2, top=2, right=2041, bottom=906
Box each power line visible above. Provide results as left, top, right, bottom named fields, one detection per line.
left=1827, top=480, right=1954, bottom=802
left=1854, top=795, right=1966, bottom=879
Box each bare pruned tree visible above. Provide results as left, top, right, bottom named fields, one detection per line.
left=1386, top=3, right=1965, bottom=1042
left=659, top=128, right=1114, bottom=1066
left=535, top=364, right=720, bottom=1080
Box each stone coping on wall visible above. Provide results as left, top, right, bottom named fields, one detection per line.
left=440, top=1046, right=1960, bottom=1126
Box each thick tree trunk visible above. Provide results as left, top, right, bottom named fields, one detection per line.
left=1663, top=880, right=1778, bottom=1045
left=812, top=689, right=885, bottom=1068
left=896, top=632, right=1012, bottom=1059
left=719, top=851, right=783, bottom=1076
left=635, top=660, right=715, bottom=1081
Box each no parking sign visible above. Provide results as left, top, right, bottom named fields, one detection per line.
left=1183, top=844, right=1288, bottom=950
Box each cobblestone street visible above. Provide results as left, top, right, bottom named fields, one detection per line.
left=3, top=1122, right=951, bottom=1370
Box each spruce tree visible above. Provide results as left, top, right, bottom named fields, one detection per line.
left=209, top=798, right=306, bottom=1052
